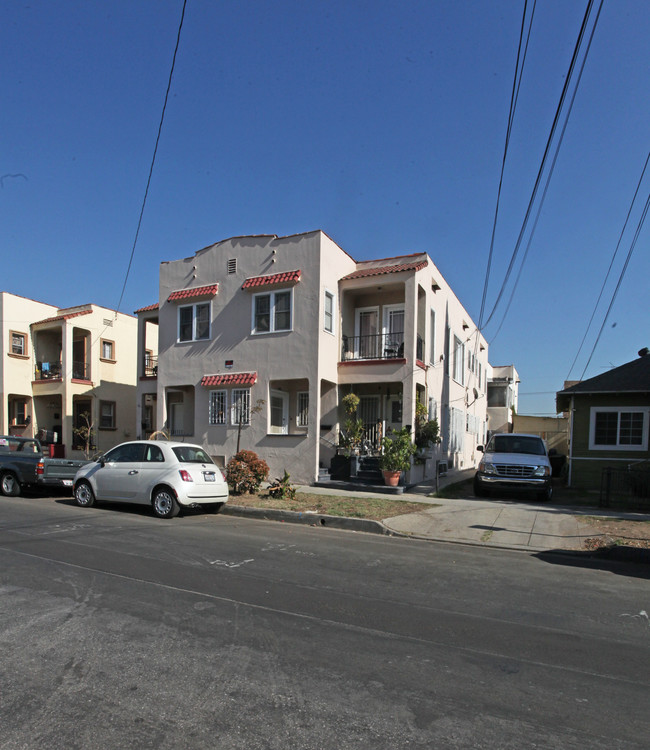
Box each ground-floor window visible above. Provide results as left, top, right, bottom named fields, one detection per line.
left=590, top=407, right=649, bottom=450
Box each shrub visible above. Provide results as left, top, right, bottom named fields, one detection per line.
left=225, top=450, right=269, bottom=494
left=268, top=470, right=297, bottom=501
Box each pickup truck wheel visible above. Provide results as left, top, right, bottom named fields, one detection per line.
left=74, top=481, right=96, bottom=508
left=538, top=485, right=553, bottom=502
left=152, top=489, right=179, bottom=519
left=1, top=472, right=20, bottom=497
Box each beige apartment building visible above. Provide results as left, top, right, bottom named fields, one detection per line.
left=1, top=292, right=137, bottom=456
left=135, top=231, right=489, bottom=484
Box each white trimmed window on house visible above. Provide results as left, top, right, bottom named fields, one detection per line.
left=297, top=392, right=309, bottom=427
left=429, top=310, right=435, bottom=365
left=208, top=390, right=227, bottom=425
left=452, top=335, right=465, bottom=385
left=590, top=407, right=649, bottom=450
left=324, top=290, right=334, bottom=334
left=231, top=389, right=251, bottom=425
left=99, top=401, right=116, bottom=429
left=178, top=302, right=210, bottom=342
left=253, top=290, right=292, bottom=334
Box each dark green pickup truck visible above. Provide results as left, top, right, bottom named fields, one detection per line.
left=0, top=436, right=90, bottom=497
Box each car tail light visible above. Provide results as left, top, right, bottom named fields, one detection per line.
left=36, top=461, right=44, bottom=476
left=179, top=469, right=193, bottom=482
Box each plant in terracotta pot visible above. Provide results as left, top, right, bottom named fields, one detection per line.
left=379, top=428, right=416, bottom=486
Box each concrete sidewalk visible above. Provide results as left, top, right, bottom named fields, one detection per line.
left=290, top=470, right=650, bottom=556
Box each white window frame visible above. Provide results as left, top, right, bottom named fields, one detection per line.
left=10, top=331, right=27, bottom=357
left=354, top=306, right=380, bottom=358
left=178, top=302, right=211, bottom=343
left=100, top=339, right=115, bottom=362
left=252, top=289, right=293, bottom=334
left=452, top=335, right=465, bottom=385
left=589, top=406, right=649, bottom=451
left=429, top=309, right=436, bottom=365
left=208, top=390, right=227, bottom=425
left=297, top=391, right=309, bottom=427
left=324, top=290, right=335, bottom=335
left=99, top=400, right=116, bottom=430
left=231, top=388, right=251, bottom=426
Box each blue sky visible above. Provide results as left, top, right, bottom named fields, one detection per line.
left=2, top=0, right=648, bottom=416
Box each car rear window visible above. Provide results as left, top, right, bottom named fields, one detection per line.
left=489, top=435, right=546, bottom=456
left=172, top=446, right=214, bottom=464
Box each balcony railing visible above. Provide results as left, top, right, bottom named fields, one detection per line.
left=35, top=361, right=62, bottom=380
left=72, top=361, right=90, bottom=380
left=144, top=355, right=158, bottom=377
left=341, top=332, right=404, bottom=362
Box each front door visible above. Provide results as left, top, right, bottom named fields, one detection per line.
left=270, top=391, right=289, bottom=435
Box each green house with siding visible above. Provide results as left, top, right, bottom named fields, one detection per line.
left=556, top=352, right=650, bottom=489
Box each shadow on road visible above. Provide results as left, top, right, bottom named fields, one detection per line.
left=534, top=548, right=650, bottom=579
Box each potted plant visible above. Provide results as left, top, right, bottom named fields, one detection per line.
left=379, top=428, right=416, bottom=486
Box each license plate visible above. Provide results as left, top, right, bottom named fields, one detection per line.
left=203, top=472, right=215, bottom=482
left=62, top=480, right=73, bottom=486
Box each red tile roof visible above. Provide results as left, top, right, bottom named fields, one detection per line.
left=200, top=372, right=258, bottom=387
left=33, top=309, right=93, bottom=325
left=241, top=270, right=301, bottom=290
left=341, top=259, right=428, bottom=281
left=167, top=284, right=219, bottom=302
left=134, top=303, right=159, bottom=314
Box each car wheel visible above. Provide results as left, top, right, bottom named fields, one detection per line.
left=152, top=489, right=179, bottom=519
left=1, top=472, right=21, bottom=497
left=203, top=502, right=224, bottom=514
left=473, top=477, right=488, bottom=498
left=538, top=485, right=553, bottom=502
left=74, top=481, right=96, bottom=508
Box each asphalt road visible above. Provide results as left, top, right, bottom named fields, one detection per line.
left=1, top=494, right=648, bottom=749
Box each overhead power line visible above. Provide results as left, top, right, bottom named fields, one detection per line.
left=115, top=0, right=188, bottom=314
left=482, top=0, right=599, bottom=331
left=565, top=151, right=650, bottom=381
left=489, top=0, right=604, bottom=344
left=578, top=182, right=650, bottom=379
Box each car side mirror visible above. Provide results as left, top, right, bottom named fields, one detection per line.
left=99, top=456, right=106, bottom=467
left=477, top=445, right=484, bottom=453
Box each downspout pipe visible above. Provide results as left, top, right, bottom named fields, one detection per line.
left=567, top=395, right=574, bottom=487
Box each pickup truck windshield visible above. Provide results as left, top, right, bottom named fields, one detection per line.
left=488, top=435, right=546, bottom=456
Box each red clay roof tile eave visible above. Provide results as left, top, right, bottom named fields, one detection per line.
left=241, top=270, right=302, bottom=290
left=200, top=372, right=258, bottom=387
left=340, top=259, right=428, bottom=281
left=32, top=309, right=94, bottom=326
left=134, top=303, right=159, bottom=314
left=167, top=284, right=219, bottom=302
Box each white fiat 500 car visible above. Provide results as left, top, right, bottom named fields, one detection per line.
left=73, top=441, right=228, bottom=518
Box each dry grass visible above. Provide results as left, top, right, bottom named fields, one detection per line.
left=229, top=491, right=430, bottom=521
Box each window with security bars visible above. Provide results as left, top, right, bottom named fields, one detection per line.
left=208, top=390, right=227, bottom=425
left=591, top=408, right=648, bottom=450
left=297, top=392, right=309, bottom=427
left=231, top=389, right=251, bottom=425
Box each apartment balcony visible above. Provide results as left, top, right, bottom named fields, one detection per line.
left=144, top=354, right=158, bottom=377
left=35, top=361, right=62, bottom=381
left=341, top=332, right=405, bottom=362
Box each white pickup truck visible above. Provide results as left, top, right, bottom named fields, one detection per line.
left=474, top=433, right=553, bottom=501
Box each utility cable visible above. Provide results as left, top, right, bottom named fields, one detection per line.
left=481, top=0, right=596, bottom=330
left=115, top=0, right=188, bottom=315
left=489, top=0, right=603, bottom=344
left=578, top=187, right=650, bottom=379
left=565, top=151, right=650, bottom=380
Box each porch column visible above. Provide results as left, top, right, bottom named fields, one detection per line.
left=403, top=276, right=419, bottom=440
left=61, top=321, right=74, bottom=450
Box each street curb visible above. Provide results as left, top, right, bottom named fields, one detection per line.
left=221, top=505, right=650, bottom=564
left=222, top=505, right=391, bottom=535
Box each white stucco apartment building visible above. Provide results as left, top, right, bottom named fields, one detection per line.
left=0, top=292, right=138, bottom=455
left=135, top=231, right=489, bottom=484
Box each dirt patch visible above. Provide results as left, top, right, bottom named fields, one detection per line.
left=579, top=516, right=650, bottom=550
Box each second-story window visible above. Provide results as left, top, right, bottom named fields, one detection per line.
left=179, top=302, right=210, bottom=342
left=253, top=290, right=292, bottom=334
left=452, top=335, right=465, bottom=385
left=324, top=291, right=334, bottom=334
left=100, top=339, right=115, bottom=361
left=10, top=331, right=27, bottom=357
